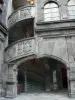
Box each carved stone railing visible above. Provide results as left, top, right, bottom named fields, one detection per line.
left=8, top=6, right=35, bottom=28
left=5, top=37, right=35, bottom=62
left=5, top=35, right=70, bottom=64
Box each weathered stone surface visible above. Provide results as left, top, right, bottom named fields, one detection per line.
left=2, top=0, right=75, bottom=99
left=5, top=38, right=35, bottom=62
left=8, top=6, right=35, bottom=28
left=5, top=36, right=69, bottom=65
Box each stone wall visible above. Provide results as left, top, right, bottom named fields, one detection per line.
left=4, top=0, right=75, bottom=98
left=0, top=22, right=7, bottom=97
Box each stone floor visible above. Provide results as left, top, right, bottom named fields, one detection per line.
left=0, top=90, right=75, bottom=100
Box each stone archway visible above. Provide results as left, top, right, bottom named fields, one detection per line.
left=9, top=55, right=69, bottom=97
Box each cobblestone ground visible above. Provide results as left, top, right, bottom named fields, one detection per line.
left=0, top=91, right=75, bottom=100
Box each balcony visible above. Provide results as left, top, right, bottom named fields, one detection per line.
left=5, top=35, right=69, bottom=64
left=8, top=6, right=35, bottom=28
left=5, top=37, right=35, bottom=62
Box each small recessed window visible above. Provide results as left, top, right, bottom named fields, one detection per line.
left=44, top=2, right=60, bottom=22
left=68, top=0, right=75, bottom=19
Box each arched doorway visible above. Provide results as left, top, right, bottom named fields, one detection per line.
left=17, top=57, right=68, bottom=95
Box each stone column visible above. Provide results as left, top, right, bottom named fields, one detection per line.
left=51, top=61, right=58, bottom=91
left=24, top=68, right=28, bottom=92
left=0, top=62, right=2, bottom=96
left=6, top=64, right=18, bottom=98
left=36, top=0, right=44, bottom=22
left=52, top=70, right=58, bottom=90
left=65, top=36, right=75, bottom=97
left=59, top=0, right=68, bottom=20
left=57, top=63, right=63, bottom=89
left=44, top=60, right=50, bottom=92
left=68, top=66, right=75, bottom=97
left=1, top=63, right=8, bottom=97
left=0, top=39, right=5, bottom=97
left=45, top=75, right=50, bottom=92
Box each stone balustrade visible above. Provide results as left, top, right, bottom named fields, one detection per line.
left=5, top=37, right=35, bottom=62
left=8, top=6, right=35, bottom=28
left=5, top=35, right=72, bottom=64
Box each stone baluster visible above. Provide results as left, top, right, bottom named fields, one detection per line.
left=24, top=68, right=28, bottom=92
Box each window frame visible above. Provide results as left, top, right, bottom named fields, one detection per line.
left=44, top=2, right=60, bottom=22
left=68, top=0, right=75, bottom=19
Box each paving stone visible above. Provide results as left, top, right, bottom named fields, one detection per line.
left=0, top=92, right=75, bottom=100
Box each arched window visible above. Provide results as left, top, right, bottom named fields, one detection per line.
left=68, top=0, right=75, bottom=19
left=44, top=2, right=60, bottom=21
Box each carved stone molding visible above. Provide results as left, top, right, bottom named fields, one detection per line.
left=8, top=6, right=35, bottom=28
left=5, top=37, right=35, bottom=62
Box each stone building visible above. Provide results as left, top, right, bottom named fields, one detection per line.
left=0, top=0, right=75, bottom=98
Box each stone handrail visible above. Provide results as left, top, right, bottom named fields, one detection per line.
left=8, top=6, right=35, bottom=28
left=5, top=35, right=70, bottom=65
left=5, top=37, right=36, bottom=62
